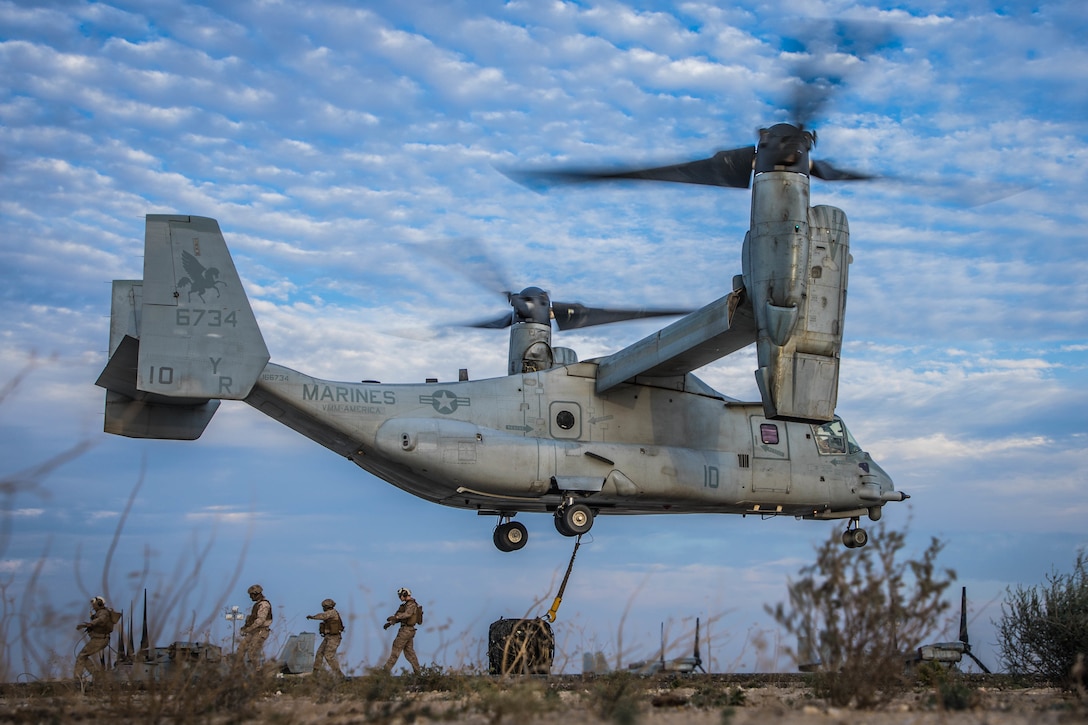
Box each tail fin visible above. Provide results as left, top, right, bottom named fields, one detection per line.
left=96, top=215, right=269, bottom=439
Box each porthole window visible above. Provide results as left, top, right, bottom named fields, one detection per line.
left=556, top=410, right=576, bottom=430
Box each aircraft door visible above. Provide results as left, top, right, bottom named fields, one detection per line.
left=749, top=416, right=791, bottom=493
left=522, top=374, right=551, bottom=486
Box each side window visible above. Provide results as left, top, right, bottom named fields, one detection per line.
left=760, top=423, right=779, bottom=445
left=750, top=415, right=791, bottom=460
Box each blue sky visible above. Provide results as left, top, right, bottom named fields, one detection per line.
left=1, top=0, right=1086, bottom=676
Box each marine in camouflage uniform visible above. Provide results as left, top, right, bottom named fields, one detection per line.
left=382, top=587, right=421, bottom=674
left=236, top=584, right=272, bottom=668
left=307, top=598, right=344, bottom=676
left=74, top=596, right=117, bottom=680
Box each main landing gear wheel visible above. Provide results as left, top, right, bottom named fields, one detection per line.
left=554, top=502, right=594, bottom=537
left=493, top=521, right=528, bottom=552
left=842, top=526, right=868, bottom=549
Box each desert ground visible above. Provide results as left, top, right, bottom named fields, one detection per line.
left=1, top=674, right=1084, bottom=724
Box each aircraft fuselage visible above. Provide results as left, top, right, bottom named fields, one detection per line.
left=245, top=360, right=894, bottom=522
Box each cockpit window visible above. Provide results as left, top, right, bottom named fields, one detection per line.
left=812, top=417, right=861, bottom=455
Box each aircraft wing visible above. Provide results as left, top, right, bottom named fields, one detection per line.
left=595, top=289, right=756, bottom=393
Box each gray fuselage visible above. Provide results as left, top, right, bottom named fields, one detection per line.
left=244, top=360, right=894, bottom=521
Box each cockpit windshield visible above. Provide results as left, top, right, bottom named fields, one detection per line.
left=812, top=416, right=862, bottom=455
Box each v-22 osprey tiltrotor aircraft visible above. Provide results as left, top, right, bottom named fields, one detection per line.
left=96, top=122, right=908, bottom=552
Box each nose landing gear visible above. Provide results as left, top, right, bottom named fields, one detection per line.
left=842, top=517, right=868, bottom=549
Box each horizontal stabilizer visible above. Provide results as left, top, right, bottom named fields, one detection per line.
left=103, top=390, right=220, bottom=440
left=97, top=335, right=220, bottom=439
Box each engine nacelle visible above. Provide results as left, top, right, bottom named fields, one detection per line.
left=508, top=322, right=554, bottom=374
left=748, top=200, right=850, bottom=423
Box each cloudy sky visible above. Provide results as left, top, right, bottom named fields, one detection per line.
left=2, top=0, right=1086, bottom=676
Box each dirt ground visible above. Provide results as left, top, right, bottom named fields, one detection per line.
left=2, top=674, right=1083, bottom=724
left=251, top=676, right=1084, bottom=725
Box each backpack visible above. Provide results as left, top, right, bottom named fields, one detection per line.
left=90, top=608, right=120, bottom=635
left=326, top=615, right=344, bottom=636
left=409, top=602, right=424, bottom=626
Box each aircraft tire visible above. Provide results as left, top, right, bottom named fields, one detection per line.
left=493, top=526, right=511, bottom=551
left=560, top=503, right=594, bottom=536
left=494, top=521, right=528, bottom=552
left=842, top=528, right=868, bottom=548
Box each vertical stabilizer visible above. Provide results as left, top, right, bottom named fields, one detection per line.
left=137, top=215, right=269, bottom=399
left=97, top=215, right=265, bottom=438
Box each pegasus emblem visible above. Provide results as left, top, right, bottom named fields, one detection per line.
left=177, top=250, right=226, bottom=302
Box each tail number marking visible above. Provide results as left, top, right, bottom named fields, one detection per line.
left=704, top=465, right=719, bottom=489
left=176, top=309, right=239, bottom=327
left=147, top=364, right=233, bottom=394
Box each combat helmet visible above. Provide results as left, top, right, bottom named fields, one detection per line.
left=247, top=584, right=264, bottom=597
left=322, top=598, right=336, bottom=609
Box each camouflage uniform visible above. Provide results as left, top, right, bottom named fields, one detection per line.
left=383, top=588, right=421, bottom=674
left=236, top=584, right=272, bottom=667
left=74, top=597, right=117, bottom=680
left=307, top=598, right=344, bottom=676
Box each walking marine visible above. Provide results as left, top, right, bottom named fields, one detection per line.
left=67, top=582, right=431, bottom=677
left=307, top=598, right=344, bottom=676
left=383, top=587, right=422, bottom=674
left=74, top=596, right=120, bottom=680
left=236, top=584, right=272, bottom=668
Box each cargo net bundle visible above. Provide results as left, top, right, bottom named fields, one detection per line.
left=487, top=617, right=555, bottom=675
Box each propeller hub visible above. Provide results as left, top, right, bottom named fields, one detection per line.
left=755, top=123, right=814, bottom=175
left=511, top=286, right=552, bottom=325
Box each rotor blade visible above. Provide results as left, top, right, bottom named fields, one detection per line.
left=410, top=236, right=515, bottom=300
left=465, top=312, right=514, bottom=329
left=790, top=76, right=840, bottom=129
left=784, top=18, right=900, bottom=127
left=879, top=175, right=1031, bottom=208
left=506, top=146, right=756, bottom=190
left=551, top=303, right=693, bottom=330
left=810, top=159, right=875, bottom=181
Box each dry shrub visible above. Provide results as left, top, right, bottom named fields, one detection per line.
left=766, top=522, right=954, bottom=708
left=1, top=360, right=266, bottom=724
left=1, top=357, right=93, bottom=681
left=589, top=670, right=644, bottom=725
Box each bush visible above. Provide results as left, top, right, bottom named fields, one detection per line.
left=996, top=553, right=1088, bottom=687
left=588, top=671, right=643, bottom=725
left=766, top=523, right=955, bottom=708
